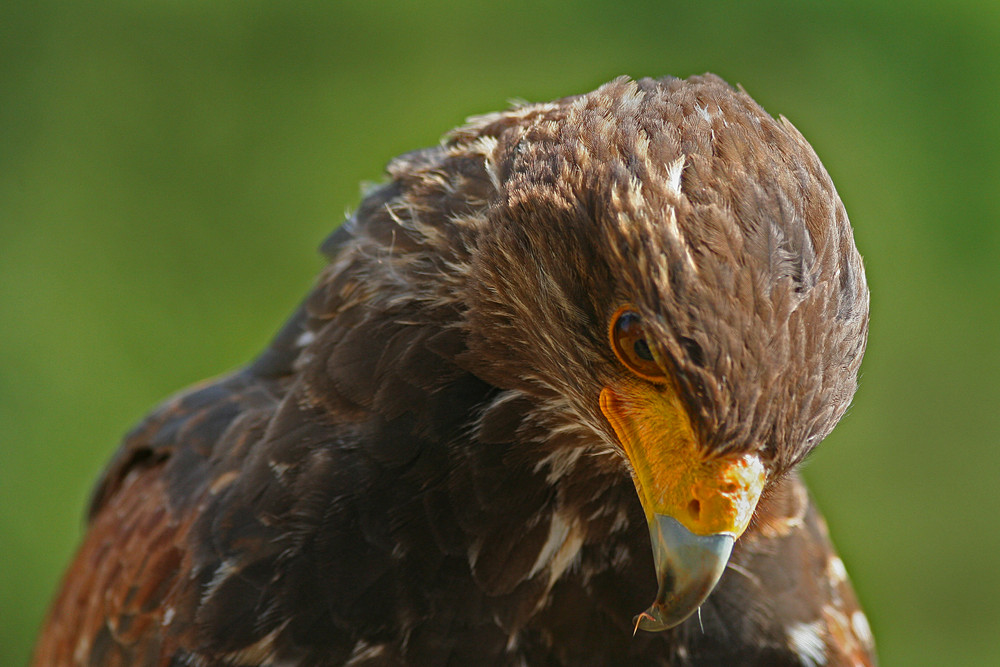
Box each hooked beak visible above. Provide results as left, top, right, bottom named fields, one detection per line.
left=600, top=386, right=765, bottom=632
left=634, top=514, right=734, bottom=631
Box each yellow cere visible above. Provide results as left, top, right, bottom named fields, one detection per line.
left=599, top=383, right=765, bottom=538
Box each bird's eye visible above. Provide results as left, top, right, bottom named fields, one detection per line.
left=609, top=307, right=667, bottom=382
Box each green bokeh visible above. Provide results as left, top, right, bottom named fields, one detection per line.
left=3, top=2, right=998, bottom=665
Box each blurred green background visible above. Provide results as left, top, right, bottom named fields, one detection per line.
left=2, top=1, right=998, bottom=665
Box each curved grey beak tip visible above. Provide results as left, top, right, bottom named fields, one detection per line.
left=634, top=514, right=735, bottom=633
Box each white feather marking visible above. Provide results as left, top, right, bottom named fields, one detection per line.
left=828, top=556, right=848, bottom=583
left=73, top=641, right=89, bottom=664
left=222, top=620, right=290, bottom=664
left=469, top=135, right=500, bottom=191
left=851, top=611, right=875, bottom=648
left=528, top=513, right=572, bottom=578
left=268, top=459, right=291, bottom=480
left=610, top=506, right=630, bottom=533
left=208, top=470, right=239, bottom=495
left=548, top=526, right=584, bottom=587
left=610, top=544, right=631, bottom=570
left=202, top=560, right=239, bottom=605
left=665, top=156, right=685, bottom=195
left=533, top=446, right=584, bottom=483
left=618, top=83, right=644, bottom=117
left=295, top=329, right=315, bottom=348
left=664, top=205, right=683, bottom=241
left=787, top=620, right=828, bottom=667
left=663, top=206, right=698, bottom=272
left=347, top=641, right=387, bottom=664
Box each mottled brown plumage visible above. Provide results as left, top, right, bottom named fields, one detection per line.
left=35, top=75, right=874, bottom=666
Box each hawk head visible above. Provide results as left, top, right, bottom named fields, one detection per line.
left=356, top=74, right=868, bottom=631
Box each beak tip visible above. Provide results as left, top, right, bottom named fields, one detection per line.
left=635, top=514, right=735, bottom=633
left=633, top=608, right=674, bottom=633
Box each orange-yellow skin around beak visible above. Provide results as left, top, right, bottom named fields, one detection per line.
left=600, top=383, right=765, bottom=631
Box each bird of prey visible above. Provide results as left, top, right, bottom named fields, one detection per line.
left=34, top=75, right=876, bottom=666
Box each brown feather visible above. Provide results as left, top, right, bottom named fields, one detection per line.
left=35, top=74, right=874, bottom=666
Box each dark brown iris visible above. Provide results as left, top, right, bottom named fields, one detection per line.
left=610, top=307, right=667, bottom=382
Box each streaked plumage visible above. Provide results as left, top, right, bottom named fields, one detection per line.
left=34, top=75, right=875, bottom=666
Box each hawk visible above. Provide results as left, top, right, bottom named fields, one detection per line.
left=34, top=75, right=876, bottom=666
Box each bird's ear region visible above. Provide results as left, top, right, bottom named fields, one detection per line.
left=600, top=311, right=766, bottom=631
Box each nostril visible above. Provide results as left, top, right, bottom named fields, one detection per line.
left=687, top=499, right=701, bottom=523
